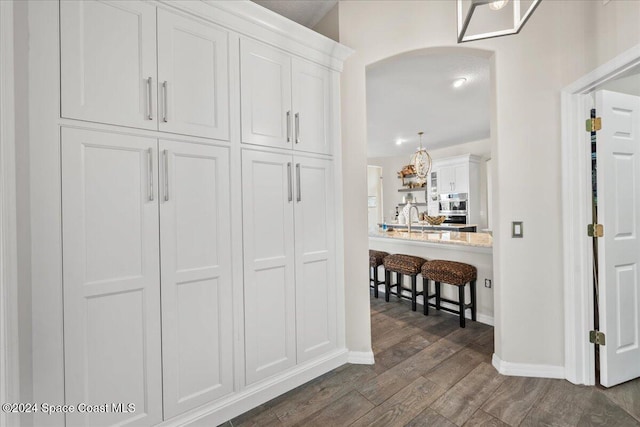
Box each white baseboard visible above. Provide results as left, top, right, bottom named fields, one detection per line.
left=373, top=287, right=495, bottom=326
left=492, top=353, right=565, bottom=379
left=159, top=349, right=348, bottom=426
left=347, top=350, right=375, bottom=364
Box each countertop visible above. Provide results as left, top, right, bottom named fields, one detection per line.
left=382, top=223, right=478, bottom=230
left=369, top=229, right=493, bottom=248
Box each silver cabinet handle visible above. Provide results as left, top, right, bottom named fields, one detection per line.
left=146, top=77, right=153, bottom=120
left=286, top=111, right=291, bottom=142
left=296, top=163, right=301, bottom=202
left=162, top=81, right=168, bottom=123
left=163, top=149, right=169, bottom=202
left=295, top=113, right=300, bottom=144
left=147, top=148, right=154, bottom=201
left=287, top=162, right=292, bottom=202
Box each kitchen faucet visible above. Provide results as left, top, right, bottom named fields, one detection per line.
left=407, top=205, right=420, bottom=234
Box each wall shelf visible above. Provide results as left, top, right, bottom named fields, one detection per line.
left=398, top=187, right=426, bottom=193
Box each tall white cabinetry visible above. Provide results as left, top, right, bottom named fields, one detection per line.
left=33, top=1, right=351, bottom=426
left=430, top=154, right=482, bottom=225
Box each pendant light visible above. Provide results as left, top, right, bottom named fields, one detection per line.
left=457, top=0, right=541, bottom=43
left=411, top=131, right=431, bottom=186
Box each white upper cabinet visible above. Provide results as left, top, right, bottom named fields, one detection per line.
left=159, top=141, right=233, bottom=417
left=242, top=150, right=297, bottom=384
left=438, top=164, right=469, bottom=194
left=157, top=10, right=230, bottom=140
left=292, top=60, right=332, bottom=155
left=60, top=0, right=158, bottom=130
left=61, top=127, right=163, bottom=426
left=241, top=39, right=292, bottom=149
left=294, top=157, right=336, bottom=362
left=241, top=39, right=333, bottom=155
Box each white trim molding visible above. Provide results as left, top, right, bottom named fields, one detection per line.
left=347, top=350, right=375, bottom=365
left=561, top=43, right=640, bottom=386
left=0, top=1, right=20, bottom=426
left=492, top=354, right=565, bottom=379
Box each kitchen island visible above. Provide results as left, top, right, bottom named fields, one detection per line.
left=369, top=228, right=494, bottom=325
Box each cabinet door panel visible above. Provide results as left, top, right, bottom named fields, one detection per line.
left=157, top=10, right=230, bottom=140
left=60, top=0, right=157, bottom=130
left=454, top=164, right=469, bottom=193
left=242, top=150, right=296, bottom=383
left=292, top=59, right=332, bottom=155
left=294, top=157, right=336, bottom=362
left=240, top=39, right=292, bottom=149
left=159, top=141, right=233, bottom=417
left=61, top=128, right=162, bottom=426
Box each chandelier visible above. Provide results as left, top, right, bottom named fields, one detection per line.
left=411, top=131, right=431, bottom=186
left=457, top=0, right=541, bottom=43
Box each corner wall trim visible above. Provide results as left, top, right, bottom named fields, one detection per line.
left=492, top=354, right=565, bottom=379
left=347, top=350, right=375, bottom=365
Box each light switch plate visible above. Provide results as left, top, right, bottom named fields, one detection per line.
left=512, top=221, right=523, bottom=238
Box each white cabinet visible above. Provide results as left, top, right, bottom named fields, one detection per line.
left=61, top=128, right=163, bottom=426
left=242, top=150, right=297, bottom=384
left=61, top=2, right=230, bottom=140
left=62, top=127, right=234, bottom=423
left=240, top=39, right=292, bottom=149
left=60, top=0, right=158, bottom=130
left=242, top=150, right=336, bottom=382
left=294, top=157, right=336, bottom=362
left=159, top=141, right=233, bottom=417
left=438, top=164, right=469, bottom=194
left=241, top=39, right=333, bottom=155
left=292, top=60, right=332, bottom=155
left=157, top=10, right=230, bottom=140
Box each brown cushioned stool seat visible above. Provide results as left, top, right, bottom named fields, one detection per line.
left=421, top=260, right=477, bottom=327
left=369, top=250, right=389, bottom=298
left=383, top=254, right=427, bottom=311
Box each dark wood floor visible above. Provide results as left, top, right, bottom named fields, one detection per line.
left=224, top=293, right=640, bottom=427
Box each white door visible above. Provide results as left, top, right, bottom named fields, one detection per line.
left=240, top=39, right=292, bottom=149
left=157, top=9, right=230, bottom=140
left=439, top=166, right=454, bottom=193
left=596, top=90, right=640, bottom=387
left=242, top=149, right=296, bottom=384
left=294, top=157, right=337, bottom=362
left=60, top=0, right=157, bottom=130
left=61, top=128, right=162, bottom=426
left=159, top=140, right=233, bottom=417
left=292, top=59, right=331, bottom=155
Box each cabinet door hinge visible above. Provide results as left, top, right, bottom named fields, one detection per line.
left=586, top=117, right=602, bottom=132
left=589, top=330, right=606, bottom=346
left=588, top=223, right=604, bottom=238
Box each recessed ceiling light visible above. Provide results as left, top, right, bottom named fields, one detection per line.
left=453, top=78, right=467, bottom=88
left=395, top=139, right=403, bottom=145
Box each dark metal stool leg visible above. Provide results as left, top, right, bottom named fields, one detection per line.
left=470, top=280, right=477, bottom=321
left=411, top=275, right=417, bottom=311
left=385, top=269, right=391, bottom=302
left=423, top=278, right=429, bottom=315
left=459, top=284, right=466, bottom=328
left=435, top=281, right=441, bottom=310
left=396, top=272, right=402, bottom=299
left=373, top=266, right=379, bottom=298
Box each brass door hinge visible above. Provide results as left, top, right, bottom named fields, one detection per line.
left=588, top=223, right=604, bottom=238
left=590, top=330, right=606, bottom=346
left=586, top=117, right=602, bottom=132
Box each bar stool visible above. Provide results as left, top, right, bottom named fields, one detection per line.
left=421, top=260, right=477, bottom=328
left=383, top=254, right=427, bottom=311
left=369, top=250, right=389, bottom=298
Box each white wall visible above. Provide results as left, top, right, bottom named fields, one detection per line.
left=338, top=0, right=639, bottom=369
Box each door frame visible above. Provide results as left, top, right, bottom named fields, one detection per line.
left=562, top=43, right=640, bottom=386
left=0, top=1, right=20, bottom=425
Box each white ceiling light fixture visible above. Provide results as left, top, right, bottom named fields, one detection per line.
left=411, top=132, right=432, bottom=185
left=395, top=139, right=403, bottom=145
left=488, top=0, right=509, bottom=11
left=453, top=77, right=468, bottom=88
left=457, top=0, right=541, bottom=43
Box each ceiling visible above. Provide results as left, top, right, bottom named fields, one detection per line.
left=366, top=52, right=491, bottom=158
left=251, top=0, right=337, bottom=28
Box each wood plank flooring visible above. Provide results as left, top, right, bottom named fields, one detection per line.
left=223, top=293, right=640, bottom=427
